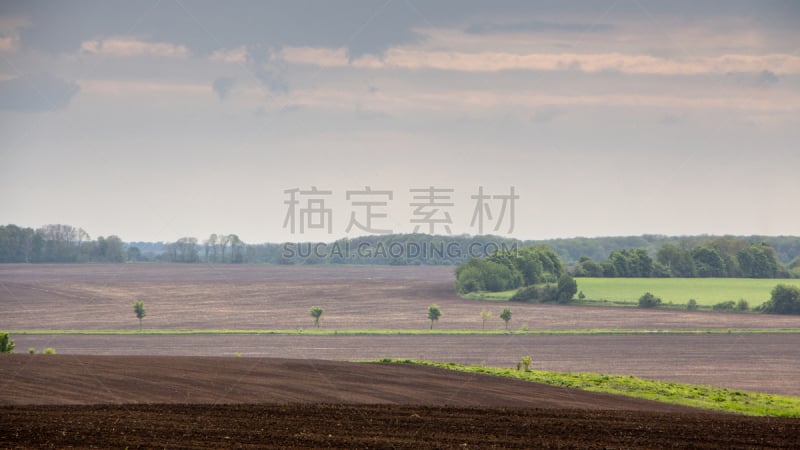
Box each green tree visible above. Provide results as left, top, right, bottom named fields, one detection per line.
left=687, top=299, right=698, bottom=311
left=0, top=332, right=15, bottom=353
left=427, top=304, right=442, bottom=329
left=309, top=306, right=324, bottom=328
left=760, top=284, right=800, bottom=315
left=638, top=292, right=662, bottom=308
left=499, top=308, right=512, bottom=329
left=520, top=355, right=532, bottom=371
left=480, top=309, right=492, bottom=330
left=132, top=300, right=146, bottom=331
left=556, top=274, right=578, bottom=303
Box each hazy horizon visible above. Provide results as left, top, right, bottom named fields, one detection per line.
left=2, top=1, right=798, bottom=243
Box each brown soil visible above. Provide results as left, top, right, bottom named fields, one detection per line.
left=4, top=263, right=800, bottom=331
left=3, top=355, right=799, bottom=449
left=4, top=404, right=799, bottom=449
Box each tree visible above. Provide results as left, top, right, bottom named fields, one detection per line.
left=132, top=301, right=146, bottom=331
left=480, top=309, right=492, bottom=330
left=499, top=308, right=512, bottom=329
left=309, top=306, right=324, bottom=328
left=0, top=332, right=15, bottom=354
left=760, top=284, right=800, bottom=315
left=556, top=274, right=578, bottom=303
left=427, top=304, right=442, bottom=329
left=638, top=292, right=662, bottom=308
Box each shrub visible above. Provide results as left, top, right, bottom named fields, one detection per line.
left=28, top=347, right=36, bottom=355
left=712, top=300, right=736, bottom=311
left=42, top=348, right=56, bottom=355
left=736, top=299, right=749, bottom=312
left=556, top=274, right=578, bottom=303
left=510, top=284, right=558, bottom=302
left=687, top=299, right=698, bottom=311
left=520, top=356, right=533, bottom=371
left=760, top=284, right=800, bottom=315
left=578, top=291, right=586, bottom=300
left=638, top=292, right=662, bottom=308
left=0, top=333, right=15, bottom=354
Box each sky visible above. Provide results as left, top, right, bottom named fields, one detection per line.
left=1, top=0, right=798, bottom=244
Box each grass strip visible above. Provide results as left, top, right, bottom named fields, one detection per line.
left=6, top=328, right=800, bottom=336
left=376, top=358, right=800, bottom=417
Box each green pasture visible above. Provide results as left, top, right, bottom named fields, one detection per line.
left=577, top=278, right=800, bottom=306
left=465, top=278, right=800, bottom=307
left=379, top=359, right=800, bottom=417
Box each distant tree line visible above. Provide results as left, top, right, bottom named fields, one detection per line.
left=2, top=223, right=799, bottom=271
left=0, top=224, right=125, bottom=263
left=572, top=236, right=798, bottom=279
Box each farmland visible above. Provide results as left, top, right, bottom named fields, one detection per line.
left=3, top=263, right=800, bottom=447
left=466, top=277, right=800, bottom=307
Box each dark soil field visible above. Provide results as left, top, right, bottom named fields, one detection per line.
left=3, top=356, right=800, bottom=449
left=3, top=264, right=800, bottom=448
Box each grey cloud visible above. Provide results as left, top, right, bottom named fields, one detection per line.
left=755, top=70, right=779, bottom=86
left=212, top=77, right=234, bottom=100
left=465, top=21, right=614, bottom=35
left=531, top=106, right=562, bottom=124
left=0, top=73, right=79, bottom=112
left=245, top=45, right=288, bottom=93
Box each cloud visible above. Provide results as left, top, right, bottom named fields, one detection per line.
left=0, top=73, right=79, bottom=112
left=465, top=21, right=614, bottom=35
left=755, top=69, right=779, bottom=86
left=245, top=45, right=289, bottom=93
left=80, top=38, right=189, bottom=58
left=212, top=77, right=234, bottom=100
left=210, top=46, right=246, bottom=64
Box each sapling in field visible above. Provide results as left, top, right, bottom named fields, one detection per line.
left=500, top=308, right=512, bottom=330
left=309, top=306, right=324, bottom=328
left=480, top=309, right=492, bottom=330
left=132, top=300, right=146, bottom=331
left=427, top=304, right=442, bottom=329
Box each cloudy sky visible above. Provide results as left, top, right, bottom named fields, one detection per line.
left=1, top=1, right=798, bottom=243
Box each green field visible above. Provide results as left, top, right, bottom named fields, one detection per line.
left=466, top=278, right=800, bottom=307
left=577, top=278, right=800, bottom=306
left=380, top=359, right=800, bottom=417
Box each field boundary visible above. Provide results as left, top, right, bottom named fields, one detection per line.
left=377, top=359, right=800, bottom=417
left=7, top=328, right=800, bottom=336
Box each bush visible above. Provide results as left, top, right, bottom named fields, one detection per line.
left=638, top=292, right=662, bottom=308
left=28, top=347, right=36, bottom=355
left=736, top=299, right=749, bottom=312
left=520, top=355, right=533, bottom=371
left=760, top=284, right=800, bottom=315
left=556, top=274, right=578, bottom=303
left=0, top=333, right=15, bottom=354
left=712, top=300, right=736, bottom=311
left=510, top=284, right=559, bottom=302
left=42, top=348, right=57, bottom=355
left=687, top=299, right=698, bottom=311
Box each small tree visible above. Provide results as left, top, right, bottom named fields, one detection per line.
left=556, top=274, right=578, bottom=303
left=761, top=284, right=800, bottom=315
left=480, top=309, right=492, bottom=330
left=132, top=301, right=146, bottom=331
left=309, top=306, right=324, bottom=328
left=687, top=299, right=698, bottom=311
left=500, top=308, right=512, bottom=329
left=0, top=332, right=15, bottom=354
left=428, top=304, right=442, bottom=329
left=520, top=355, right=533, bottom=371
left=736, top=299, right=749, bottom=312
left=638, top=292, right=662, bottom=308
left=578, top=291, right=586, bottom=300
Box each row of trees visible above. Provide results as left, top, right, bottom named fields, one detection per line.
left=455, top=245, right=579, bottom=303
left=0, top=224, right=126, bottom=263
left=572, top=237, right=797, bottom=279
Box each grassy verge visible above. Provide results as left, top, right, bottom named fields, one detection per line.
left=376, top=358, right=800, bottom=417
left=7, top=328, right=800, bottom=336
